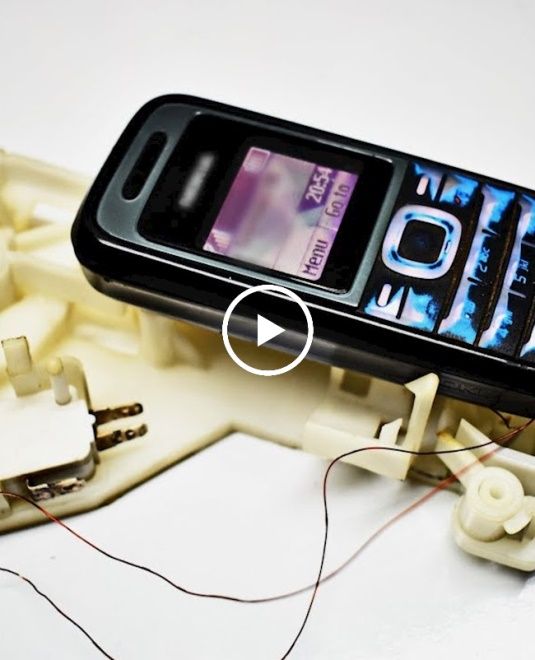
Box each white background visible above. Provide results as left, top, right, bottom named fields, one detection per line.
left=1, top=1, right=535, bottom=658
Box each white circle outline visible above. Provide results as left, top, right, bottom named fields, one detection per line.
left=222, top=284, right=314, bottom=377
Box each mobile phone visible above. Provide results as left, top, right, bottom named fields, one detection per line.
left=72, top=95, right=535, bottom=416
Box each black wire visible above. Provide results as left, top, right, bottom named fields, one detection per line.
left=1, top=422, right=530, bottom=659
left=491, top=408, right=513, bottom=429
left=279, top=422, right=532, bottom=659
left=0, top=566, right=114, bottom=659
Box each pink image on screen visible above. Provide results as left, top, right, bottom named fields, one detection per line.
left=204, top=147, right=358, bottom=280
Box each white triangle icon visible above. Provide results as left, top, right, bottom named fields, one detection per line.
left=256, top=314, right=285, bottom=347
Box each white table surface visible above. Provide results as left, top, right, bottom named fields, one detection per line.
left=1, top=1, right=535, bottom=658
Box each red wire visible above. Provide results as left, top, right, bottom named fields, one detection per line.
left=0, top=419, right=530, bottom=658
left=279, top=420, right=533, bottom=658
left=0, top=565, right=115, bottom=658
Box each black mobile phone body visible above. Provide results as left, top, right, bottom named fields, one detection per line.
left=72, top=95, right=535, bottom=416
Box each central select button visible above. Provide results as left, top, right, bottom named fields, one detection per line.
left=222, top=284, right=314, bottom=376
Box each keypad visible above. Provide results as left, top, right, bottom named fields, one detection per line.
left=360, top=162, right=535, bottom=361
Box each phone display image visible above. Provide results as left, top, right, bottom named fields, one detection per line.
left=203, top=147, right=359, bottom=281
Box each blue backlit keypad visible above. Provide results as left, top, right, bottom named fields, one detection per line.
left=360, top=162, right=535, bottom=361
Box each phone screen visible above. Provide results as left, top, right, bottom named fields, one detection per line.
left=203, top=147, right=359, bottom=281
left=138, top=113, right=392, bottom=291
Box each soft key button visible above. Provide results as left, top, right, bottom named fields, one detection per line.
left=481, top=195, right=535, bottom=355
left=439, top=185, right=515, bottom=344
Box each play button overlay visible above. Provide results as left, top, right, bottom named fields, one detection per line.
left=256, top=315, right=285, bottom=347
left=222, top=284, right=314, bottom=376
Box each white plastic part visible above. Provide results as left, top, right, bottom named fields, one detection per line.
left=137, top=310, right=203, bottom=368
left=47, top=357, right=72, bottom=405
left=437, top=426, right=535, bottom=571
left=0, top=392, right=94, bottom=482
left=0, top=296, right=68, bottom=374
left=302, top=368, right=439, bottom=479
left=0, top=337, right=96, bottom=512
left=0, top=237, right=15, bottom=310
left=2, top=148, right=535, bottom=575
left=9, top=250, right=127, bottom=317
left=0, top=150, right=88, bottom=232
